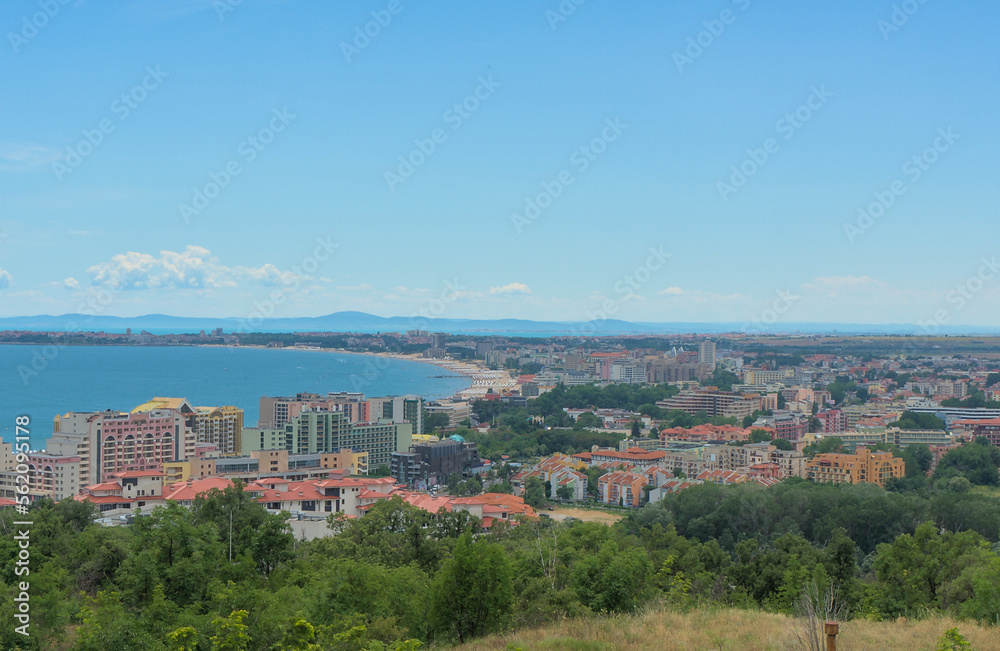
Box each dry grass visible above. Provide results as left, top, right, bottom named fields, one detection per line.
left=453, top=605, right=1000, bottom=651
left=548, top=507, right=623, bottom=526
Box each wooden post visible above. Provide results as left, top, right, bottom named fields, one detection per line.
left=824, top=621, right=839, bottom=651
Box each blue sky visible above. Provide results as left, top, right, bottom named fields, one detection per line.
left=1, top=0, right=998, bottom=327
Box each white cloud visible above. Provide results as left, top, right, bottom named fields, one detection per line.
left=0, top=268, right=11, bottom=290
left=0, top=143, right=61, bottom=171
left=488, top=282, right=532, bottom=295
left=86, top=246, right=302, bottom=290
left=659, top=286, right=684, bottom=296
left=63, top=277, right=80, bottom=289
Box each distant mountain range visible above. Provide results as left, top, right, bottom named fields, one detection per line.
left=1, top=312, right=998, bottom=336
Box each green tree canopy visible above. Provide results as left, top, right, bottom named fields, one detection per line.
left=431, top=532, right=513, bottom=643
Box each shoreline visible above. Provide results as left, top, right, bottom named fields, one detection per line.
left=303, top=348, right=518, bottom=401
left=177, top=343, right=517, bottom=400
left=0, top=340, right=515, bottom=401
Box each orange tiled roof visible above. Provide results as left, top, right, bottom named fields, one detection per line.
left=163, top=477, right=233, bottom=501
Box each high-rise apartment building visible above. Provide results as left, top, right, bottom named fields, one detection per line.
left=368, top=395, right=423, bottom=437
left=698, top=341, right=717, bottom=367
left=258, top=392, right=369, bottom=429
left=48, top=409, right=193, bottom=486
left=242, top=409, right=412, bottom=469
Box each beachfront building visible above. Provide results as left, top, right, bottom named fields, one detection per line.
left=242, top=408, right=410, bottom=468
left=132, top=398, right=245, bottom=456
left=47, top=409, right=194, bottom=486
left=25, top=453, right=82, bottom=501
left=257, top=392, right=371, bottom=429
left=423, top=399, right=471, bottom=427
left=368, top=395, right=424, bottom=437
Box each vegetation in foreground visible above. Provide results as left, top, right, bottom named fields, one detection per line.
left=455, top=604, right=998, bottom=651
left=2, top=472, right=1000, bottom=649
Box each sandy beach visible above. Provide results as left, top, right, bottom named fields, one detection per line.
left=364, top=352, right=517, bottom=400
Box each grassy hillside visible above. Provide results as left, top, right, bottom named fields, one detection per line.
left=455, top=605, right=997, bottom=650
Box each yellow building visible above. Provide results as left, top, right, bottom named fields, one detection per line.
left=133, top=398, right=244, bottom=456
left=806, top=447, right=904, bottom=487
left=320, top=449, right=369, bottom=475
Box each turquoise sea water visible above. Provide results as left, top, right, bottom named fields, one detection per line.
left=2, top=345, right=470, bottom=450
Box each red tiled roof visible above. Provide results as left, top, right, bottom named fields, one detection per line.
left=358, top=489, right=390, bottom=499
left=88, top=481, right=123, bottom=492
left=163, top=477, right=232, bottom=501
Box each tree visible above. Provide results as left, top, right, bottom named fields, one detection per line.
left=556, top=484, right=573, bottom=501
left=209, top=610, right=251, bottom=651
left=772, top=438, right=793, bottom=451
left=524, top=476, right=547, bottom=509
left=424, top=413, right=451, bottom=433
left=936, top=628, right=973, bottom=651
left=638, top=403, right=664, bottom=419
left=891, top=411, right=947, bottom=431
left=630, top=419, right=642, bottom=438
left=120, top=501, right=224, bottom=606
left=191, top=480, right=293, bottom=574
left=749, top=429, right=772, bottom=444
left=585, top=466, right=607, bottom=499
left=431, top=532, right=513, bottom=643
left=492, top=480, right=514, bottom=494
left=574, top=412, right=603, bottom=430
left=803, top=437, right=844, bottom=459
left=571, top=540, right=653, bottom=613
left=933, top=441, right=1000, bottom=486
left=72, top=592, right=161, bottom=651
left=900, top=444, right=932, bottom=478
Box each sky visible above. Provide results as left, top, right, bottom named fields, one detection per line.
left=1, top=0, right=998, bottom=328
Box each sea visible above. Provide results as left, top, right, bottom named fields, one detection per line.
left=1, top=344, right=470, bottom=450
